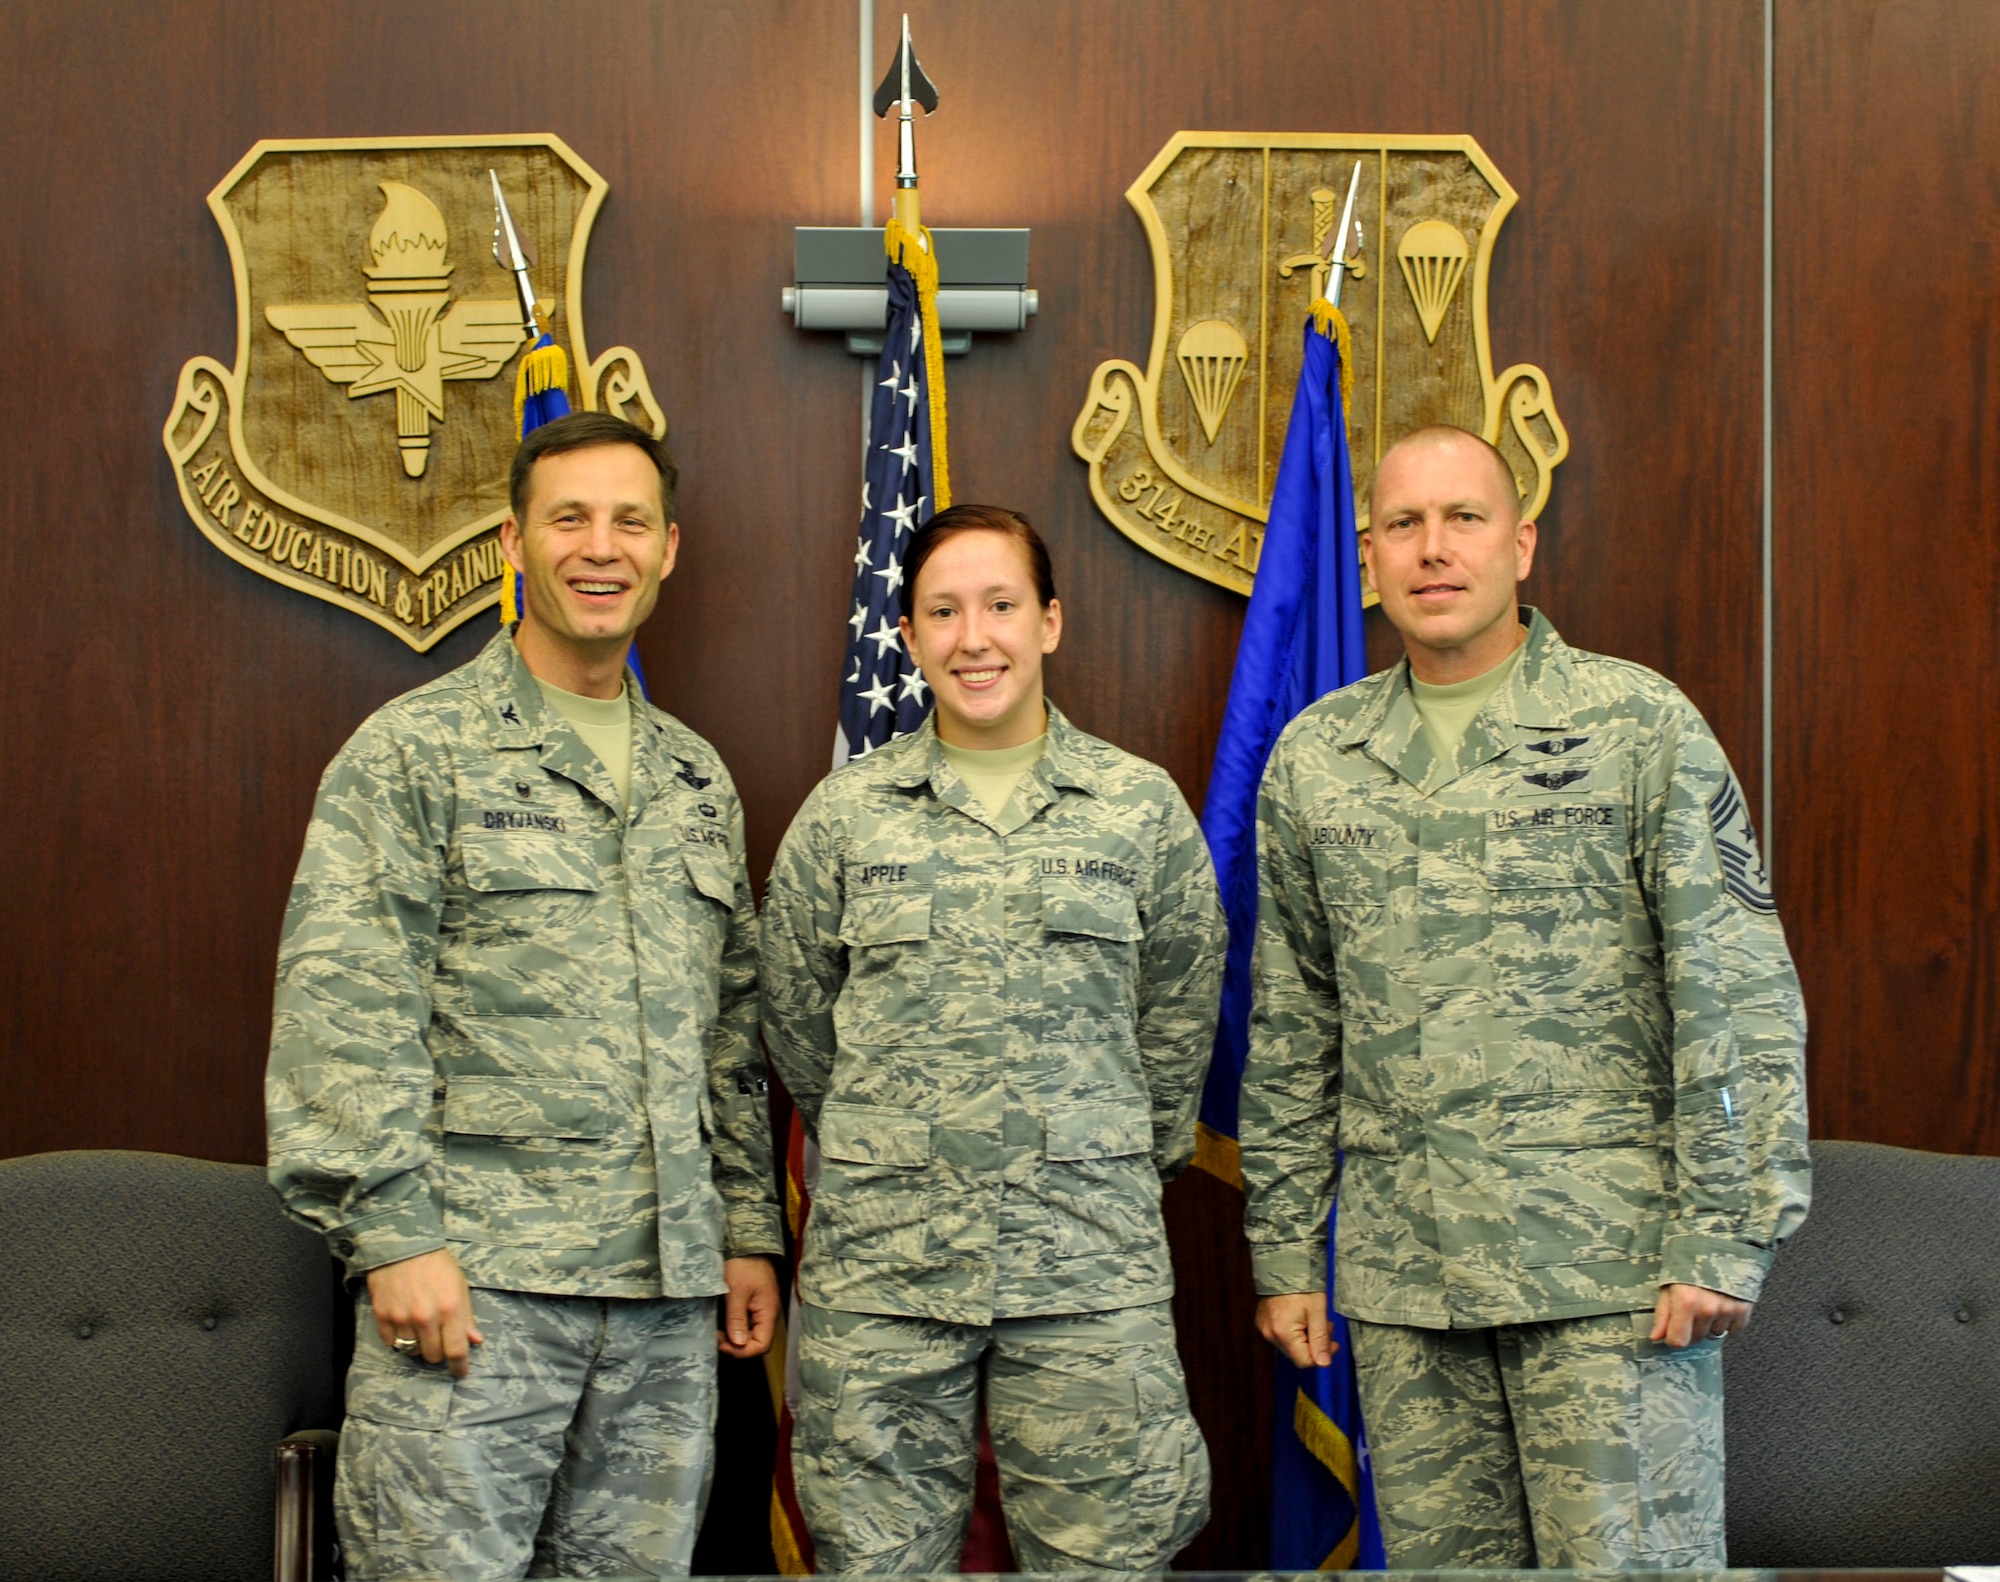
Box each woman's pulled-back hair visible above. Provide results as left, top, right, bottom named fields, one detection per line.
left=900, top=504, right=1057, bottom=617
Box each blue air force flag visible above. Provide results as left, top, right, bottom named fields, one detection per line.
left=1196, top=305, right=1382, bottom=1571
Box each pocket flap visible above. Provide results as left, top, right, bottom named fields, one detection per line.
left=838, top=889, right=934, bottom=946
left=444, top=1075, right=610, bottom=1139
left=1045, top=1105, right=1151, bottom=1162
left=1500, top=1089, right=1660, bottom=1149
left=681, top=849, right=737, bottom=908
left=1040, top=875, right=1143, bottom=942
left=461, top=829, right=601, bottom=894
left=819, top=1101, right=932, bottom=1166
left=1484, top=804, right=1627, bottom=889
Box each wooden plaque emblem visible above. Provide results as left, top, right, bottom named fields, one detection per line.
left=1072, top=133, right=1567, bottom=597
left=162, top=136, right=662, bottom=650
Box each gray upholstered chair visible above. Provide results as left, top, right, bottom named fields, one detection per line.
left=0, top=1150, right=348, bottom=1582
left=1724, top=1137, right=2000, bottom=1565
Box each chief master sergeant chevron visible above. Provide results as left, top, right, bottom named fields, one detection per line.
left=266, top=411, right=782, bottom=1581
left=1241, top=424, right=1809, bottom=1568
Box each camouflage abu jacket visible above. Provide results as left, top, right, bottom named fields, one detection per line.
left=267, top=630, right=781, bottom=1299
left=759, top=705, right=1225, bottom=1325
left=1241, top=610, right=1809, bottom=1328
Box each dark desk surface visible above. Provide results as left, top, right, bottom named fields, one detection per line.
left=689, top=1572, right=1953, bottom=1581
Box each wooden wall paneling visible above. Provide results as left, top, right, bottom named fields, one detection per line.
left=1774, top=0, right=2000, bottom=1154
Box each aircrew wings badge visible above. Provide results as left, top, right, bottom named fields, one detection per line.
left=1072, top=133, right=1568, bottom=597
left=163, top=136, right=663, bottom=651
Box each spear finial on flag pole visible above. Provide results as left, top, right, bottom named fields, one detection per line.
left=866, top=15, right=948, bottom=512
left=873, top=14, right=938, bottom=239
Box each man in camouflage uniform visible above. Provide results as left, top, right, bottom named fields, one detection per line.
left=1242, top=426, right=1809, bottom=1568
left=267, top=412, right=782, bottom=1581
left=760, top=506, right=1223, bottom=1572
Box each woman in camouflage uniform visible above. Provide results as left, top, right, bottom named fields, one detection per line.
left=760, top=505, right=1226, bottom=1573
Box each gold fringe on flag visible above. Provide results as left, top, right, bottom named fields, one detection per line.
left=1294, top=1387, right=1365, bottom=1570
left=1307, top=297, right=1355, bottom=416
left=512, top=338, right=571, bottom=435
left=498, top=337, right=573, bottom=629
left=884, top=217, right=951, bottom=511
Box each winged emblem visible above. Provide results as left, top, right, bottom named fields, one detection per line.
left=265, top=181, right=527, bottom=477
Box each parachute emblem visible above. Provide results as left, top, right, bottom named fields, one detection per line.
left=1175, top=318, right=1249, bottom=444
left=1397, top=219, right=1470, bottom=344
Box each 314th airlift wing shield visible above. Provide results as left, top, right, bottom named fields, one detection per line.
left=163, top=135, right=663, bottom=651
left=1072, top=133, right=1568, bottom=598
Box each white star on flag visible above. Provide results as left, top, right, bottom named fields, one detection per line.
left=884, top=496, right=921, bottom=535
left=853, top=537, right=874, bottom=571
left=858, top=673, right=896, bottom=716
left=899, top=668, right=930, bottom=704
left=866, top=615, right=904, bottom=657
left=873, top=555, right=905, bottom=595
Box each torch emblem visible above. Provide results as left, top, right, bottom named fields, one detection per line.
left=161, top=135, right=662, bottom=651
left=266, top=181, right=524, bottom=478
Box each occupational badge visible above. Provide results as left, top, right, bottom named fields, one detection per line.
left=1073, top=133, right=1566, bottom=597
left=163, top=136, right=662, bottom=650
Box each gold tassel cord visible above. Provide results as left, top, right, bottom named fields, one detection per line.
left=1307, top=298, right=1355, bottom=416
left=512, top=339, right=571, bottom=435
left=884, top=218, right=951, bottom=511
left=500, top=338, right=574, bottom=629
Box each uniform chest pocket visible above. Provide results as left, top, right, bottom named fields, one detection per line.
left=460, top=829, right=602, bottom=894
left=1304, top=812, right=1394, bottom=909
left=1040, top=874, right=1143, bottom=1044
left=834, top=864, right=935, bottom=1046
left=1484, top=804, right=1628, bottom=888
left=1040, top=874, right=1143, bottom=942
left=837, top=886, right=934, bottom=946
left=681, top=849, right=736, bottom=909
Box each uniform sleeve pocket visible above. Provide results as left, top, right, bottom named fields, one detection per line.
left=1040, top=875, right=1144, bottom=941
left=818, top=1101, right=932, bottom=1167
left=1338, top=1095, right=1405, bottom=1159
left=1499, top=1088, right=1660, bottom=1149
left=1045, top=1105, right=1151, bottom=1162
left=460, top=829, right=601, bottom=893
left=443, top=1075, right=611, bottom=1140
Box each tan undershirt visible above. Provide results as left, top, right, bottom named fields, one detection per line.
left=536, top=676, right=634, bottom=810
left=940, top=734, right=1047, bottom=824
left=1410, top=636, right=1525, bottom=761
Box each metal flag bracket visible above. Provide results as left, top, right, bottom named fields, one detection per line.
left=783, top=17, right=1036, bottom=356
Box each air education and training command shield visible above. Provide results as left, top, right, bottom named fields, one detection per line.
left=1073, top=133, right=1567, bottom=596
left=164, top=136, right=662, bottom=651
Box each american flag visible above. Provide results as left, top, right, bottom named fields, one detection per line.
left=835, top=253, right=946, bottom=763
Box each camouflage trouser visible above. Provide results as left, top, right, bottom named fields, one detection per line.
left=335, top=1289, right=716, bottom=1581
left=1348, top=1309, right=1726, bottom=1569
left=794, top=1301, right=1210, bottom=1573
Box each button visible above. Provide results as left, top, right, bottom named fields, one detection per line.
left=1829, top=1308, right=1846, bottom=1325
left=1957, top=1308, right=1972, bottom=1324
left=202, top=1315, right=218, bottom=1331
left=336, top=1239, right=356, bottom=1257
left=77, top=1324, right=93, bottom=1339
